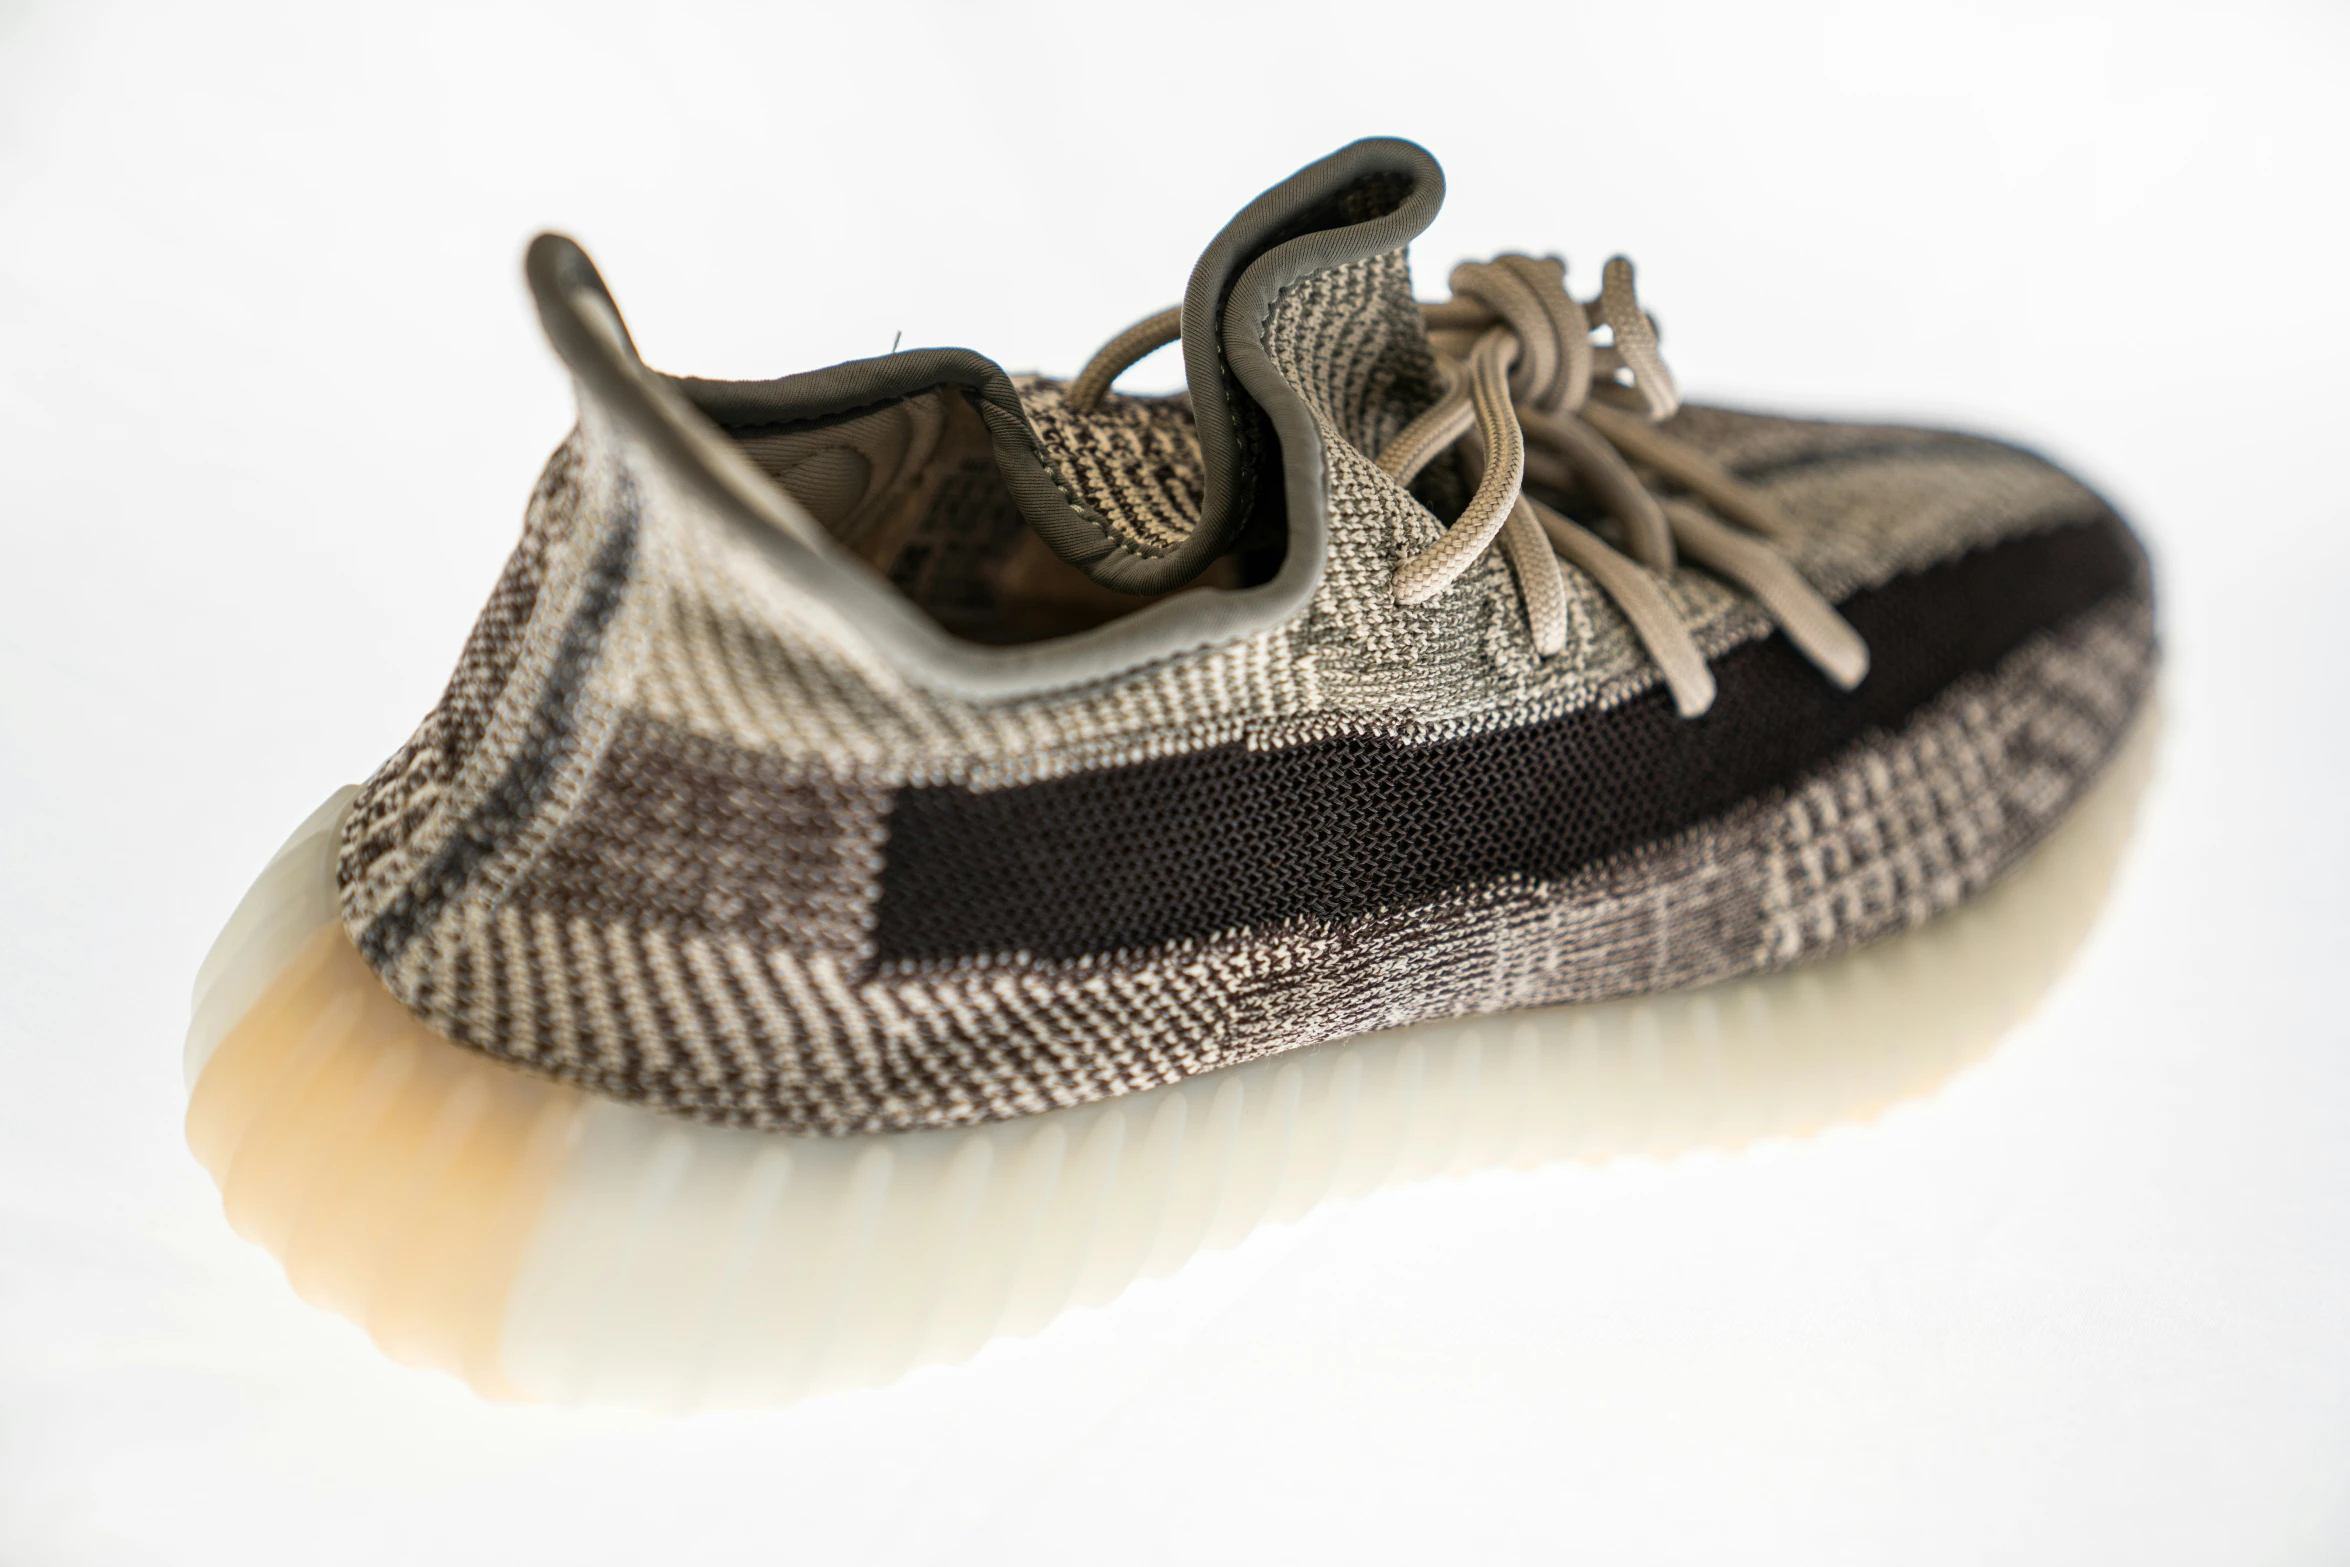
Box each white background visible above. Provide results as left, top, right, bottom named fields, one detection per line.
left=4, top=2, right=2348, bottom=1561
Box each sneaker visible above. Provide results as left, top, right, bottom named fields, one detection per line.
left=186, top=136, right=2156, bottom=1406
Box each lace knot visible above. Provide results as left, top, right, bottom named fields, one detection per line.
left=1068, top=249, right=1871, bottom=719
left=1384, top=252, right=1866, bottom=716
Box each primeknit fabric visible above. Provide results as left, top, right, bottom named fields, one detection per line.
left=1014, top=382, right=1206, bottom=556
left=335, top=140, right=2157, bottom=1134
left=871, top=514, right=2139, bottom=964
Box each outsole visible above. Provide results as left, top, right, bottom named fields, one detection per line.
left=184, top=703, right=2157, bottom=1411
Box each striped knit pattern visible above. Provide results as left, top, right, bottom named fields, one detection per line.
left=1014, top=382, right=1205, bottom=556
left=370, top=596, right=2153, bottom=1132
left=337, top=220, right=2156, bottom=1134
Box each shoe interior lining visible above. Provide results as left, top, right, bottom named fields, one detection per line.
left=726, top=389, right=1237, bottom=645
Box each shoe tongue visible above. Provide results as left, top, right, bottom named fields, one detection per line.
left=1006, top=138, right=1446, bottom=596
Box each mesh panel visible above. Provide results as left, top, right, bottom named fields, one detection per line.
left=873, top=514, right=2144, bottom=962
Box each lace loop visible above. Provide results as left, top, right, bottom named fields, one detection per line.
left=1390, top=327, right=1526, bottom=607
left=1385, top=251, right=1866, bottom=713
left=1066, top=306, right=1182, bottom=413
left=1451, top=259, right=1560, bottom=410
left=1595, top=256, right=1679, bottom=420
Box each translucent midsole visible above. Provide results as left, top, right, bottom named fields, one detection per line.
left=184, top=704, right=2156, bottom=1411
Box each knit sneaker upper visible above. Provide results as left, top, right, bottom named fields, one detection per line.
left=334, top=137, right=2153, bottom=1133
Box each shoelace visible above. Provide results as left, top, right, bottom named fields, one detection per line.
left=1069, top=253, right=1869, bottom=717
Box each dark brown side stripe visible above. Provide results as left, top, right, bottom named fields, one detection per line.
left=873, top=513, right=2145, bottom=965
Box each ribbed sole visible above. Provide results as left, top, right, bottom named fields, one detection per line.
left=184, top=703, right=2156, bottom=1411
